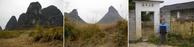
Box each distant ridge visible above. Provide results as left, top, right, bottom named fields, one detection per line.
left=98, top=6, right=123, bottom=24
left=65, top=6, right=124, bottom=24
left=5, top=16, right=18, bottom=30
left=5, top=2, right=63, bottom=30
left=65, top=9, right=86, bottom=23
left=41, top=5, right=63, bottom=26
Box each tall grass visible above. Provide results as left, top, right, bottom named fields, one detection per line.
left=114, top=20, right=128, bottom=47
left=0, top=31, right=23, bottom=39
left=65, top=16, right=128, bottom=47
left=148, top=21, right=194, bottom=47
left=65, top=19, right=105, bottom=47
left=29, top=24, right=63, bottom=42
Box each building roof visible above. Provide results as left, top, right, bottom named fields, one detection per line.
left=161, top=1, right=194, bottom=11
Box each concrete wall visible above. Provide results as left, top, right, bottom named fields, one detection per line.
left=128, top=10, right=137, bottom=40
left=129, top=1, right=162, bottom=41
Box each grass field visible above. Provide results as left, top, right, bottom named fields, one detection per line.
left=65, top=17, right=128, bottom=47
left=0, top=26, right=63, bottom=47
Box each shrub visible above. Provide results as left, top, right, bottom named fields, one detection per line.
left=114, top=20, right=128, bottom=47
left=148, top=21, right=194, bottom=47
left=65, top=17, right=108, bottom=47
left=30, top=24, right=63, bottom=42
left=64, top=16, right=77, bottom=41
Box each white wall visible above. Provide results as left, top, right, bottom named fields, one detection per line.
left=129, top=1, right=162, bottom=40
left=128, top=10, right=137, bottom=40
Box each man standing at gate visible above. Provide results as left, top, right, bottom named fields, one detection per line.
left=158, top=17, right=169, bottom=44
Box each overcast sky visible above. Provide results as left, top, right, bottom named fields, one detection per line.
left=0, top=0, right=194, bottom=29
left=65, top=0, right=194, bottom=24
left=65, top=0, right=128, bottom=23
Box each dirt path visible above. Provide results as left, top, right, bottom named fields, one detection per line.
left=129, top=42, right=175, bottom=47
left=0, top=32, right=62, bottom=47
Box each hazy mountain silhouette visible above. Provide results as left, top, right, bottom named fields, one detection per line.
left=65, top=6, right=123, bottom=24
left=6, top=2, right=63, bottom=30
left=41, top=5, right=63, bottom=26
left=5, top=16, right=18, bottom=30
left=26, top=2, right=42, bottom=15
left=18, top=2, right=62, bottom=27
left=65, top=9, right=86, bottom=23
left=18, top=2, right=42, bottom=28
left=18, top=13, right=35, bottom=28
left=98, top=6, right=123, bottom=24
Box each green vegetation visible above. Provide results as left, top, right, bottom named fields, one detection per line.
left=0, top=31, right=23, bottom=39
left=148, top=21, right=194, bottom=47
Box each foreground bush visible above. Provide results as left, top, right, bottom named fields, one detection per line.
left=148, top=21, right=194, bottom=47
left=114, top=20, right=128, bottom=47
left=65, top=23, right=105, bottom=47
left=148, top=32, right=194, bottom=47
left=64, top=16, right=76, bottom=41
left=30, top=25, right=63, bottom=42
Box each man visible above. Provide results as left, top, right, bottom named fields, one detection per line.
left=158, top=20, right=169, bottom=44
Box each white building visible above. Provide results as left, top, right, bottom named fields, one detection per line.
left=129, top=0, right=163, bottom=41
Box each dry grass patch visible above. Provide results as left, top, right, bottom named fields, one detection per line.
left=65, top=17, right=128, bottom=47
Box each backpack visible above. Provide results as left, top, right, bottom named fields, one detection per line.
left=160, top=26, right=167, bottom=34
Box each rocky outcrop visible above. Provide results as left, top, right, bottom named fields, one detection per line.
left=98, top=6, right=123, bottom=24
left=18, top=2, right=42, bottom=28
left=26, top=2, right=42, bottom=16
left=65, top=9, right=86, bottom=23
left=26, top=2, right=41, bottom=25
left=5, top=2, right=63, bottom=30
left=17, top=2, right=63, bottom=29
left=41, top=5, right=63, bottom=26
left=18, top=13, right=35, bottom=28
left=5, top=16, right=18, bottom=30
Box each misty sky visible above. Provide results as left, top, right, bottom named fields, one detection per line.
left=1, top=0, right=194, bottom=29
left=65, top=0, right=128, bottom=23
left=65, top=0, right=194, bottom=24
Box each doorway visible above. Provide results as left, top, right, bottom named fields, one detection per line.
left=141, top=11, right=154, bottom=41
